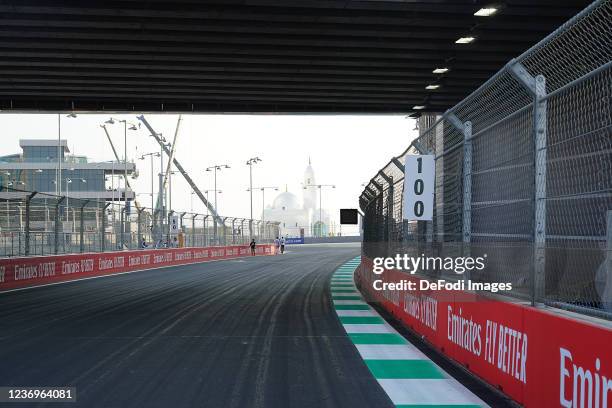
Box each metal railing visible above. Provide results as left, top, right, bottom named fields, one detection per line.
left=0, top=187, right=279, bottom=258
left=360, top=0, right=612, bottom=319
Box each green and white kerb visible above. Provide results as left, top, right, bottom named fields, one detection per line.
left=331, top=256, right=488, bottom=408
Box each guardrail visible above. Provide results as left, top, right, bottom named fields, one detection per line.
left=0, top=244, right=276, bottom=291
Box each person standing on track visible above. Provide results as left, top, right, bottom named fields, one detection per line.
left=274, top=236, right=280, bottom=255
left=280, top=236, right=286, bottom=254
left=250, top=238, right=256, bottom=256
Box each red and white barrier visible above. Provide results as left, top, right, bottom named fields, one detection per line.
left=357, top=257, right=612, bottom=408
left=0, top=244, right=275, bottom=291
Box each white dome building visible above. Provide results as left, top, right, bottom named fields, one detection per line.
left=264, top=159, right=332, bottom=238
left=272, top=191, right=301, bottom=211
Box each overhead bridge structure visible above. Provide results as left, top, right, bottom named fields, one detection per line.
left=0, top=0, right=590, bottom=114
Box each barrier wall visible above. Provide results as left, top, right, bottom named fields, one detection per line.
left=0, top=244, right=275, bottom=291
left=357, top=257, right=612, bottom=408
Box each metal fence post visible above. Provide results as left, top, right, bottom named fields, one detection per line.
left=509, top=61, right=547, bottom=305
left=167, top=210, right=174, bottom=245
left=24, top=191, right=37, bottom=256
left=462, top=122, right=473, bottom=245
left=79, top=200, right=89, bottom=253
left=370, top=181, right=384, bottom=248
left=232, top=218, right=236, bottom=244
left=447, top=114, right=473, bottom=282
left=378, top=172, right=394, bottom=256
left=137, top=207, right=145, bottom=247
left=191, top=214, right=198, bottom=247
left=54, top=196, right=65, bottom=254
left=390, top=158, right=407, bottom=242
left=533, top=74, right=547, bottom=305
left=213, top=215, right=218, bottom=244
left=203, top=215, right=210, bottom=246
left=179, top=212, right=187, bottom=246
left=101, top=202, right=111, bottom=252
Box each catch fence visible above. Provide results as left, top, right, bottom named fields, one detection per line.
left=0, top=187, right=279, bottom=257
left=360, top=0, right=612, bottom=319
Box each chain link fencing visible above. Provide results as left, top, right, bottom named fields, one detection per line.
left=360, top=0, right=612, bottom=320
left=0, top=186, right=279, bottom=258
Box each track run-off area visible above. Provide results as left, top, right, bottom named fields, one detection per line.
left=0, top=244, right=503, bottom=407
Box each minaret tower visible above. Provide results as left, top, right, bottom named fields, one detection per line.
left=303, top=157, right=318, bottom=211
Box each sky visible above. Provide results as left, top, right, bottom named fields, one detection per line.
left=0, top=113, right=416, bottom=228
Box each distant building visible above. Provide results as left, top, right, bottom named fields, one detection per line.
left=264, top=160, right=331, bottom=237
left=0, top=139, right=136, bottom=202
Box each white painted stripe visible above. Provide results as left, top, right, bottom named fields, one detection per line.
left=331, top=260, right=488, bottom=408
left=335, top=310, right=377, bottom=317
left=333, top=299, right=367, bottom=305
left=355, top=344, right=428, bottom=360
left=342, top=324, right=395, bottom=334
left=377, top=379, right=486, bottom=406
left=332, top=294, right=361, bottom=298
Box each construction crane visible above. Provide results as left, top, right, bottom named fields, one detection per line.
left=137, top=115, right=222, bottom=228
left=157, top=115, right=181, bottom=213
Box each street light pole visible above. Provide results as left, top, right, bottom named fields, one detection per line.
left=246, top=157, right=261, bottom=238
left=104, top=117, right=138, bottom=204
left=139, top=152, right=160, bottom=212
left=304, top=183, right=335, bottom=237
left=57, top=112, right=77, bottom=196
left=205, top=163, right=230, bottom=215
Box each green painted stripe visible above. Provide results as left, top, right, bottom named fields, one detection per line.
left=349, top=333, right=408, bottom=344
left=332, top=291, right=359, bottom=295
left=365, top=360, right=445, bottom=379
left=332, top=295, right=362, bottom=300
left=334, top=304, right=370, bottom=310
left=339, top=316, right=384, bottom=324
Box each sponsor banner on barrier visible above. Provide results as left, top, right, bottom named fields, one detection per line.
left=0, top=245, right=274, bottom=291
left=285, top=237, right=304, bottom=244
left=357, top=257, right=612, bottom=407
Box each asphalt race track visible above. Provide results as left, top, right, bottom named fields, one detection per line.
left=0, top=243, right=402, bottom=408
